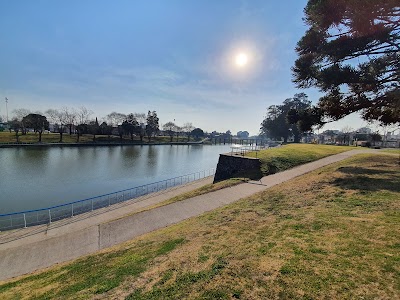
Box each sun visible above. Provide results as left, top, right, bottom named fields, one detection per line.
left=235, top=52, right=248, bottom=67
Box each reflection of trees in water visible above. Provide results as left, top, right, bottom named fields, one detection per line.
left=1, top=144, right=233, bottom=213
left=14, top=148, right=50, bottom=176
left=146, top=145, right=157, bottom=167
left=120, top=146, right=140, bottom=169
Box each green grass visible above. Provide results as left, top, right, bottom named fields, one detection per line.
left=246, top=144, right=352, bottom=175
left=0, top=238, right=185, bottom=299
left=1, top=153, right=399, bottom=299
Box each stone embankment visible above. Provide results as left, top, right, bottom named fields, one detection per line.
left=213, top=153, right=261, bottom=182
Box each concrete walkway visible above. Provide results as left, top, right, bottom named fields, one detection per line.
left=0, top=149, right=375, bottom=282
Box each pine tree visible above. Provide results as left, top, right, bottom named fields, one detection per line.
left=293, top=0, right=399, bottom=125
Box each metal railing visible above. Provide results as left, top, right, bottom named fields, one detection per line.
left=0, top=168, right=215, bottom=231
left=229, top=144, right=269, bottom=157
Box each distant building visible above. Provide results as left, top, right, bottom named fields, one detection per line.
left=356, top=127, right=372, bottom=134
left=236, top=131, right=249, bottom=138
left=0, top=122, right=9, bottom=131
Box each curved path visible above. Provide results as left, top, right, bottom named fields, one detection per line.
left=0, top=149, right=376, bottom=282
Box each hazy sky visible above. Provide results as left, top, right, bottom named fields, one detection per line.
left=0, top=0, right=367, bottom=135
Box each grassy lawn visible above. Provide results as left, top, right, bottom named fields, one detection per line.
left=1, top=153, right=399, bottom=299
left=0, top=132, right=192, bottom=144
left=380, top=148, right=400, bottom=154
left=246, top=144, right=353, bottom=176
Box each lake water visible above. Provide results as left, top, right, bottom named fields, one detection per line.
left=0, top=145, right=231, bottom=213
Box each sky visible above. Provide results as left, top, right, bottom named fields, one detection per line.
left=0, top=0, right=368, bottom=135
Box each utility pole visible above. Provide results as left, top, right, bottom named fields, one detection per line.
left=5, top=97, right=9, bottom=122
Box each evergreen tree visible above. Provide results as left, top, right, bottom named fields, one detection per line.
left=145, top=111, right=159, bottom=141
left=293, top=0, right=399, bottom=126
left=261, top=93, right=312, bottom=143
left=22, top=114, right=49, bottom=142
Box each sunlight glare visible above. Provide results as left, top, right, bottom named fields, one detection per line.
left=235, top=52, right=248, bottom=67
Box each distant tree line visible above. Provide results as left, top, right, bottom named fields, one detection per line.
left=5, top=106, right=209, bottom=143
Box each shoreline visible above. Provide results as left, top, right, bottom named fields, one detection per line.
left=0, top=141, right=206, bottom=148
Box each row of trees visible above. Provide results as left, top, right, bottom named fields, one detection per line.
left=163, top=122, right=197, bottom=142
left=10, top=114, right=50, bottom=143
left=8, top=108, right=162, bottom=143
left=323, top=129, right=383, bottom=146
left=7, top=107, right=208, bottom=143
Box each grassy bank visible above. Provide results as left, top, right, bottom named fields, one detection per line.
left=380, top=148, right=400, bottom=154
left=114, top=178, right=247, bottom=221
left=0, top=132, right=194, bottom=144
left=1, top=153, right=399, bottom=299
left=246, top=144, right=352, bottom=176
left=149, top=178, right=247, bottom=208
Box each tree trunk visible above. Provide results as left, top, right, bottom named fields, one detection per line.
left=76, top=132, right=80, bottom=143
left=38, top=131, right=42, bottom=142
left=59, top=131, right=63, bottom=143
left=130, top=133, right=134, bottom=140
left=93, top=134, right=96, bottom=142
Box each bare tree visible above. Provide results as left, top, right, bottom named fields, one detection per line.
left=45, top=109, right=67, bottom=142
left=163, top=121, right=176, bottom=142
left=182, top=122, right=195, bottom=141
left=77, top=106, right=93, bottom=125
left=9, top=118, right=21, bottom=142
left=175, top=125, right=182, bottom=142
left=12, top=108, right=31, bottom=121
left=62, top=107, right=77, bottom=135
left=133, top=113, right=146, bottom=142
left=106, top=112, right=127, bottom=126
left=341, top=126, right=354, bottom=146
left=378, top=124, right=399, bottom=148
left=12, top=108, right=31, bottom=135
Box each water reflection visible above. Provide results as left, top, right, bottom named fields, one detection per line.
left=0, top=145, right=231, bottom=213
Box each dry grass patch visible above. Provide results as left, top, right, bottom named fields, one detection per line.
left=147, top=177, right=246, bottom=208
left=380, top=148, right=400, bottom=154
left=109, top=178, right=246, bottom=223
left=0, top=153, right=399, bottom=299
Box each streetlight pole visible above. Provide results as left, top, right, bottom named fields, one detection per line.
left=5, top=97, right=9, bottom=122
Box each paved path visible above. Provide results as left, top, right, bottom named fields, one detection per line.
left=0, top=149, right=375, bottom=282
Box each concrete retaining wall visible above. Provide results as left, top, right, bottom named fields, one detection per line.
left=213, top=154, right=261, bottom=183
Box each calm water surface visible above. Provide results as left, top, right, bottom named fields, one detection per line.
left=0, top=145, right=231, bottom=213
